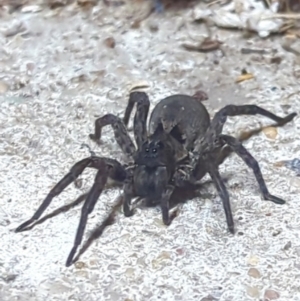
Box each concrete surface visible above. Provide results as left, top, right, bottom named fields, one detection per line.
left=1, top=1, right=300, bottom=301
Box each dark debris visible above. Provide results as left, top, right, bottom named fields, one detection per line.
left=284, top=158, right=300, bottom=176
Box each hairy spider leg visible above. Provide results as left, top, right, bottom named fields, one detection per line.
left=122, top=92, right=153, bottom=218
left=194, top=132, right=286, bottom=234
left=89, top=114, right=136, bottom=157
left=65, top=158, right=126, bottom=267
left=210, top=123, right=288, bottom=171
left=205, top=156, right=234, bottom=233
left=123, top=91, right=150, bottom=148
left=123, top=179, right=134, bottom=218
left=15, top=157, right=126, bottom=247
left=20, top=193, right=88, bottom=232
left=192, top=105, right=297, bottom=167
left=66, top=163, right=109, bottom=267
left=15, top=158, right=93, bottom=232
left=122, top=168, right=176, bottom=226
left=160, top=185, right=175, bottom=225
left=209, top=105, right=297, bottom=144
left=220, top=134, right=285, bottom=205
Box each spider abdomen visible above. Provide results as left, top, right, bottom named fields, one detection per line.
left=149, top=94, right=210, bottom=150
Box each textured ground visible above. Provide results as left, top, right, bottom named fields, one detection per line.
left=1, top=1, right=300, bottom=301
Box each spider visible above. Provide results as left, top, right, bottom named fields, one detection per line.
left=15, top=91, right=296, bottom=266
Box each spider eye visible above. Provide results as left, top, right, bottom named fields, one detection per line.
left=156, top=142, right=163, bottom=149
left=145, top=148, right=149, bottom=152
left=152, top=148, right=157, bottom=153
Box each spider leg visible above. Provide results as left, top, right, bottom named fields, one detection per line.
left=21, top=193, right=88, bottom=231
left=66, top=164, right=108, bottom=267
left=123, top=91, right=150, bottom=148
left=214, top=125, right=273, bottom=167
left=220, top=134, right=285, bottom=204
left=123, top=180, right=134, bottom=217
left=161, top=185, right=175, bottom=225
left=15, top=157, right=126, bottom=232
left=205, top=156, right=234, bottom=233
left=15, top=158, right=91, bottom=232
left=123, top=176, right=175, bottom=226
left=89, top=114, right=136, bottom=157
left=209, top=105, right=296, bottom=141
left=72, top=194, right=123, bottom=264
left=179, top=125, right=276, bottom=185
left=193, top=105, right=297, bottom=165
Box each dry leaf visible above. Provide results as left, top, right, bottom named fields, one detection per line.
left=129, top=81, right=150, bottom=93
left=193, top=90, right=209, bottom=102
left=236, top=73, right=254, bottom=83
left=77, top=0, right=97, bottom=6
left=273, top=160, right=285, bottom=167
left=47, top=0, right=68, bottom=9
left=182, top=37, right=223, bottom=53
left=21, top=5, right=43, bottom=13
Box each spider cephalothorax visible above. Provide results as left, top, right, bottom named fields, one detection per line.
left=15, top=91, right=297, bottom=266
left=132, top=126, right=182, bottom=199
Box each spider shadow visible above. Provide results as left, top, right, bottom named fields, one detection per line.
left=18, top=179, right=218, bottom=264
left=73, top=180, right=221, bottom=263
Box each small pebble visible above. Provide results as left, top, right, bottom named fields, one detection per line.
left=104, top=37, right=116, bottom=48
left=1, top=273, right=18, bottom=283
left=283, top=241, right=292, bottom=250
left=193, top=90, right=208, bottom=102
left=47, top=0, right=68, bottom=9
left=264, top=289, right=280, bottom=300
left=77, top=0, right=97, bottom=6
left=248, top=268, right=261, bottom=278
left=246, top=285, right=260, bottom=298
left=74, top=261, right=87, bottom=269
left=200, top=295, right=217, bottom=301
left=247, top=255, right=259, bottom=266
left=26, top=62, right=35, bottom=74
left=125, top=268, right=135, bottom=277
left=270, top=56, right=282, bottom=64
left=285, top=158, right=300, bottom=175
left=152, top=251, right=171, bottom=269
left=74, top=178, right=83, bottom=189
left=0, top=81, right=9, bottom=94
left=262, top=126, right=277, bottom=139
left=74, top=270, right=89, bottom=278
left=175, top=248, right=185, bottom=256
left=153, top=0, right=164, bottom=12
left=21, top=5, right=42, bottom=13
left=148, top=20, right=159, bottom=32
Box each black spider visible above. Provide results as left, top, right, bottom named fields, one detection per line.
left=15, top=92, right=296, bottom=267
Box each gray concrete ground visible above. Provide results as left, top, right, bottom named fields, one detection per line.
left=1, top=1, right=300, bottom=301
